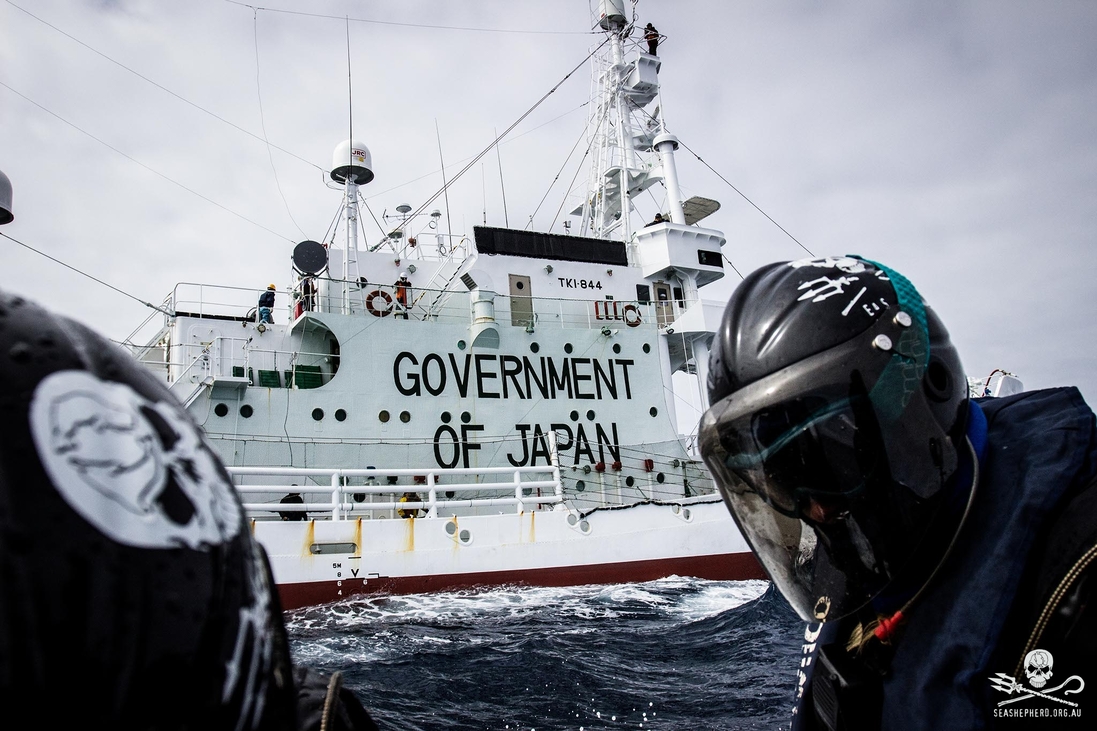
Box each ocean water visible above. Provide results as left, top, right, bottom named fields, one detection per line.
left=285, top=578, right=804, bottom=730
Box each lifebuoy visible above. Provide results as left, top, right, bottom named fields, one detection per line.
left=365, top=289, right=394, bottom=317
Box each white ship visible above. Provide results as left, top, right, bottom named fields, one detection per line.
left=128, top=0, right=761, bottom=610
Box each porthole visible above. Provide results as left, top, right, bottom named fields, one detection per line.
left=400, top=411, right=411, bottom=423
left=586, top=410, right=595, bottom=421
left=461, top=411, right=471, bottom=424
left=214, top=403, right=228, bottom=417
left=379, top=410, right=390, bottom=423
left=335, top=409, right=347, bottom=422
left=459, top=529, right=472, bottom=543
left=441, top=411, right=452, bottom=423
left=530, top=342, right=540, bottom=353
left=625, top=476, right=635, bottom=487
left=612, top=344, right=621, bottom=354
left=457, top=339, right=467, bottom=350
left=445, top=490, right=455, bottom=498
left=643, top=343, right=651, bottom=354
left=656, top=472, right=665, bottom=484
left=516, top=280, right=525, bottom=290
left=312, top=408, right=324, bottom=421
left=564, top=343, right=573, bottom=354
left=445, top=521, right=457, bottom=535
left=570, top=410, right=579, bottom=421
left=240, top=404, right=253, bottom=418
left=575, top=480, right=586, bottom=492
left=649, top=407, right=658, bottom=417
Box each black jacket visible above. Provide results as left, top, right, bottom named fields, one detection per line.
left=794, top=388, right=1097, bottom=730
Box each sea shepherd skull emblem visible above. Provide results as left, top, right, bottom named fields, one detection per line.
left=1026, top=649, right=1054, bottom=689
left=989, top=649, right=1085, bottom=709
left=30, top=370, right=241, bottom=549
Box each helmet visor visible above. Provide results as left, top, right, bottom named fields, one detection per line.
left=700, top=326, right=930, bottom=621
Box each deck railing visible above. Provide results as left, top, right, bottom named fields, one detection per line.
left=228, top=465, right=563, bottom=521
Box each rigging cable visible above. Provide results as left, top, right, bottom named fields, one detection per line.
left=526, top=117, right=591, bottom=229
left=388, top=37, right=611, bottom=238
left=548, top=100, right=613, bottom=232
left=631, top=101, right=815, bottom=258
left=223, top=0, right=600, bottom=35
left=254, top=8, right=309, bottom=238
left=675, top=137, right=815, bottom=258
left=3, top=0, right=324, bottom=175
left=0, top=231, right=173, bottom=316
left=0, top=82, right=294, bottom=243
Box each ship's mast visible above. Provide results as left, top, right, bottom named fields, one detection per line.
left=329, top=140, right=374, bottom=314
left=577, top=0, right=669, bottom=241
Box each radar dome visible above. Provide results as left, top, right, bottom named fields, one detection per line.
left=331, top=139, right=374, bottom=185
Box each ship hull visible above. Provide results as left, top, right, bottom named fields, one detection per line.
left=253, top=498, right=763, bottom=610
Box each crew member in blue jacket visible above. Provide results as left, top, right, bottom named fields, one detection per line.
left=259, top=283, right=276, bottom=324
left=699, top=256, right=1096, bottom=729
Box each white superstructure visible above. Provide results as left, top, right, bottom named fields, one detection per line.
left=129, top=3, right=760, bottom=609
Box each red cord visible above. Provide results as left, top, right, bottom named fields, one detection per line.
left=873, top=611, right=905, bottom=642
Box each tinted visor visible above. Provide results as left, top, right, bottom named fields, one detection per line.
left=722, top=390, right=883, bottom=520
left=699, top=324, right=933, bottom=621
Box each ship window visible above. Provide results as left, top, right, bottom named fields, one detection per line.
left=379, top=410, right=390, bottom=423
left=642, top=343, right=651, bottom=354
left=649, top=407, right=658, bottom=417
left=586, top=410, right=596, bottom=421
left=441, top=411, right=452, bottom=423
left=335, top=409, right=347, bottom=422
left=240, top=404, right=253, bottom=418
left=400, top=411, right=411, bottom=423
left=575, top=480, right=586, bottom=492
left=636, top=284, right=651, bottom=303
left=530, top=342, right=540, bottom=353
left=312, top=408, right=324, bottom=421
left=625, top=476, right=635, bottom=487
left=214, top=403, right=228, bottom=417
left=612, top=344, right=621, bottom=354
left=458, top=340, right=467, bottom=350
left=564, top=343, right=573, bottom=354
left=656, top=472, right=665, bottom=484
left=570, top=410, right=579, bottom=421
left=461, top=412, right=471, bottom=424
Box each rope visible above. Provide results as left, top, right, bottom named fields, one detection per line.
left=387, top=38, right=612, bottom=240
left=0, top=231, right=174, bottom=316
left=4, top=0, right=323, bottom=174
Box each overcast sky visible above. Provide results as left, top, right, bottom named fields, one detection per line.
left=2, top=0, right=1096, bottom=420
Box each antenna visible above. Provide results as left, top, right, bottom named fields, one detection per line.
left=495, top=127, right=509, bottom=227
left=346, top=17, right=353, bottom=169
left=435, top=120, right=454, bottom=244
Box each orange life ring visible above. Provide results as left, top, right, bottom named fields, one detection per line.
left=365, top=289, right=394, bottom=317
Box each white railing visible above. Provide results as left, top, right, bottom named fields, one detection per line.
left=228, top=465, right=563, bottom=521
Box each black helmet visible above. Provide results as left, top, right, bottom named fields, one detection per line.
left=0, top=291, right=296, bottom=728
left=699, top=256, right=968, bottom=622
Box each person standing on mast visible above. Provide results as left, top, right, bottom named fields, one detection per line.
left=644, top=23, right=660, bottom=55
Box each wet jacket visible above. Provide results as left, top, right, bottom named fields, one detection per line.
left=793, top=387, right=1097, bottom=730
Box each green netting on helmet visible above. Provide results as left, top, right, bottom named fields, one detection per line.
left=858, top=258, right=930, bottom=423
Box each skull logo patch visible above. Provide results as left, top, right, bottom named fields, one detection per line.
left=29, top=370, right=242, bottom=549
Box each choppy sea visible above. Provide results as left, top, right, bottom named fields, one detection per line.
left=285, top=578, right=804, bottom=730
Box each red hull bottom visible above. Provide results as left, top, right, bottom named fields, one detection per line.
left=277, top=552, right=766, bottom=611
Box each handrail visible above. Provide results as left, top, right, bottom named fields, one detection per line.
left=228, top=464, right=563, bottom=521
